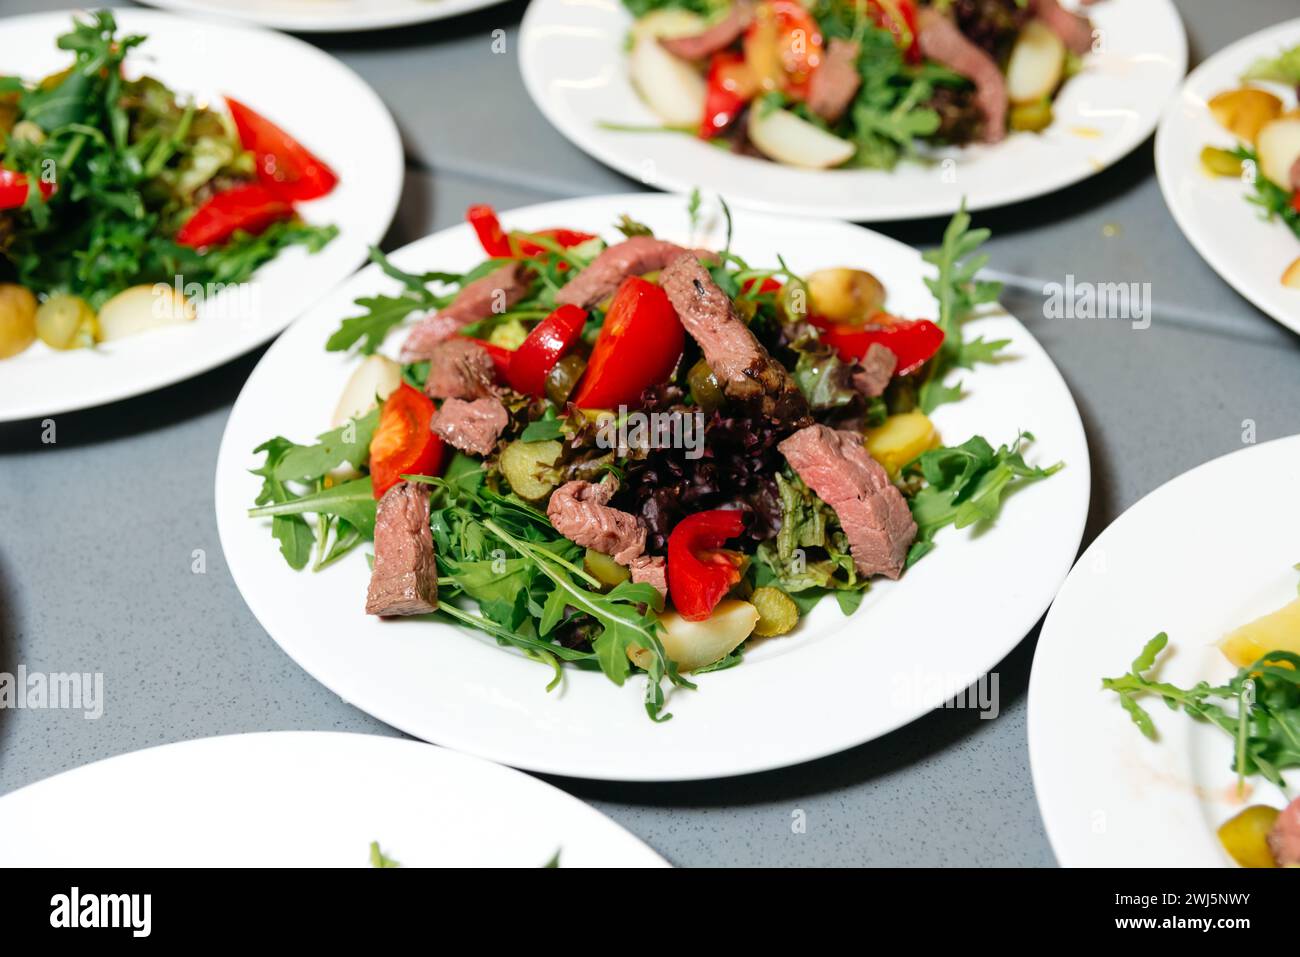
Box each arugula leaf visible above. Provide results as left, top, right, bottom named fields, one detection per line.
left=251, top=437, right=315, bottom=570
left=1103, top=636, right=1300, bottom=789
left=272, top=408, right=379, bottom=483
left=520, top=407, right=565, bottom=442
left=906, top=433, right=1063, bottom=565
left=248, top=476, right=379, bottom=539
left=1233, top=146, right=1300, bottom=241
left=918, top=203, right=1006, bottom=413
left=326, top=292, right=434, bottom=355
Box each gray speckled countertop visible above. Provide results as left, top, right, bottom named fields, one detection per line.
left=1, top=0, right=1298, bottom=867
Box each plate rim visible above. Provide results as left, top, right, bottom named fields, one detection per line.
left=215, top=191, right=1092, bottom=782
left=130, top=0, right=511, bottom=32
left=0, top=7, right=404, bottom=423
left=517, top=0, right=1188, bottom=222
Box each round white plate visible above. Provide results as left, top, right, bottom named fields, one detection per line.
left=1155, top=19, right=1300, bottom=337
left=132, top=0, right=509, bottom=32
left=0, top=10, right=403, bottom=423
left=0, top=731, right=666, bottom=866
left=1029, top=436, right=1300, bottom=867
left=215, top=192, right=1091, bottom=782
left=519, top=0, right=1186, bottom=222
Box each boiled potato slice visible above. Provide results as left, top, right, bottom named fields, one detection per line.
left=806, top=268, right=886, bottom=324
left=1255, top=116, right=1300, bottom=190
left=1208, top=88, right=1283, bottom=145
left=97, top=284, right=196, bottom=342
left=748, top=107, right=855, bottom=169
left=628, top=599, right=759, bottom=673
left=35, top=294, right=97, bottom=350
left=1006, top=20, right=1066, bottom=106
left=332, top=354, right=402, bottom=427
left=0, top=283, right=37, bottom=359
left=629, top=30, right=706, bottom=127
left=1217, top=805, right=1280, bottom=868
left=865, top=411, right=939, bottom=478
left=632, top=8, right=707, bottom=40
left=1283, top=257, right=1300, bottom=290
left=1219, top=595, right=1300, bottom=668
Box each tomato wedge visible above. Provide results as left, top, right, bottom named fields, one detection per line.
left=506, top=304, right=587, bottom=397
left=368, top=383, right=444, bottom=499
left=175, top=183, right=292, bottom=249
left=815, top=314, right=944, bottom=377
left=571, top=276, right=684, bottom=410
left=0, top=168, right=55, bottom=210
left=225, top=96, right=338, bottom=202
left=701, top=51, right=751, bottom=138
left=667, top=510, right=747, bottom=621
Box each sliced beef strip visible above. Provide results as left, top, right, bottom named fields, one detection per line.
left=808, top=38, right=862, bottom=124
left=1029, top=0, right=1094, bottom=55
left=546, top=478, right=646, bottom=566
left=365, top=482, right=439, bottom=616
left=917, top=7, right=1008, bottom=144
left=401, top=262, right=531, bottom=361
left=660, top=253, right=810, bottom=425
left=630, top=555, right=668, bottom=603
left=659, top=0, right=754, bottom=61
left=778, top=424, right=916, bottom=580
left=555, top=236, right=704, bottom=309
left=1268, top=796, right=1300, bottom=867
left=851, top=342, right=897, bottom=398
left=430, top=396, right=509, bottom=456
left=422, top=337, right=497, bottom=400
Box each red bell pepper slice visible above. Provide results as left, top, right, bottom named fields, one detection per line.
left=571, top=276, right=684, bottom=409
left=667, top=510, right=747, bottom=621
left=517, top=228, right=596, bottom=257
left=467, top=204, right=514, bottom=258
left=869, top=0, right=920, bottom=63
left=1291, top=190, right=1300, bottom=215
left=175, top=183, right=292, bottom=249
left=225, top=96, right=338, bottom=202
left=741, top=276, right=783, bottom=295
left=368, top=383, right=445, bottom=499
left=816, top=314, right=944, bottom=377
left=506, top=304, right=587, bottom=397
left=474, top=339, right=514, bottom=379
left=701, top=51, right=750, bottom=139
left=0, top=168, right=55, bottom=210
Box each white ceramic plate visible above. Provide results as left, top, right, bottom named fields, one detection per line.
left=133, top=0, right=509, bottom=32
left=1029, top=436, right=1300, bottom=867
left=0, top=10, right=403, bottom=423
left=1155, top=19, right=1300, bottom=337
left=519, top=0, right=1186, bottom=222
left=215, top=192, right=1090, bottom=782
left=0, top=731, right=666, bottom=866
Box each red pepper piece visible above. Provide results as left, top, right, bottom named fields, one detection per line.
left=815, top=314, right=945, bottom=377
left=175, top=183, right=293, bottom=248
left=225, top=96, right=338, bottom=202
left=506, top=304, right=588, bottom=397
left=667, top=510, right=747, bottom=621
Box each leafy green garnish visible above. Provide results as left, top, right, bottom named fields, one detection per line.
left=325, top=249, right=449, bottom=355
left=1103, top=637, right=1300, bottom=790
left=272, top=409, right=379, bottom=484
left=251, top=437, right=315, bottom=570
left=369, top=841, right=401, bottom=868
left=1232, top=146, right=1300, bottom=241
left=248, top=476, right=379, bottom=539
left=520, top=407, right=565, bottom=442
left=1242, top=44, right=1300, bottom=86
left=918, top=203, right=1007, bottom=413
left=755, top=472, right=870, bottom=603
left=905, top=432, right=1063, bottom=565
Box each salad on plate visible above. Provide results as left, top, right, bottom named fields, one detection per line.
left=615, top=0, right=1098, bottom=170
left=1104, top=573, right=1300, bottom=868
left=0, top=11, right=338, bottom=360
left=1198, top=41, right=1300, bottom=289
left=246, top=195, right=1060, bottom=719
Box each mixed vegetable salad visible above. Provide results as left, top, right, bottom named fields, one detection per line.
left=248, top=194, right=1060, bottom=720
left=0, top=11, right=338, bottom=360
left=1199, top=42, right=1300, bottom=289
left=613, top=0, right=1096, bottom=170
left=1104, top=571, right=1300, bottom=868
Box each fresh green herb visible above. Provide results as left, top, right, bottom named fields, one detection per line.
left=918, top=202, right=1007, bottom=413
left=1232, top=146, right=1300, bottom=241
left=251, top=437, right=315, bottom=570
left=1242, top=44, right=1300, bottom=86
left=369, top=841, right=401, bottom=868
left=755, top=472, right=871, bottom=604
left=273, top=409, right=379, bottom=483
left=905, top=432, right=1062, bottom=565
left=325, top=250, right=449, bottom=355
left=520, top=407, right=565, bottom=442
left=1103, top=635, right=1300, bottom=790
left=248, top=476, right=379, bottom=539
